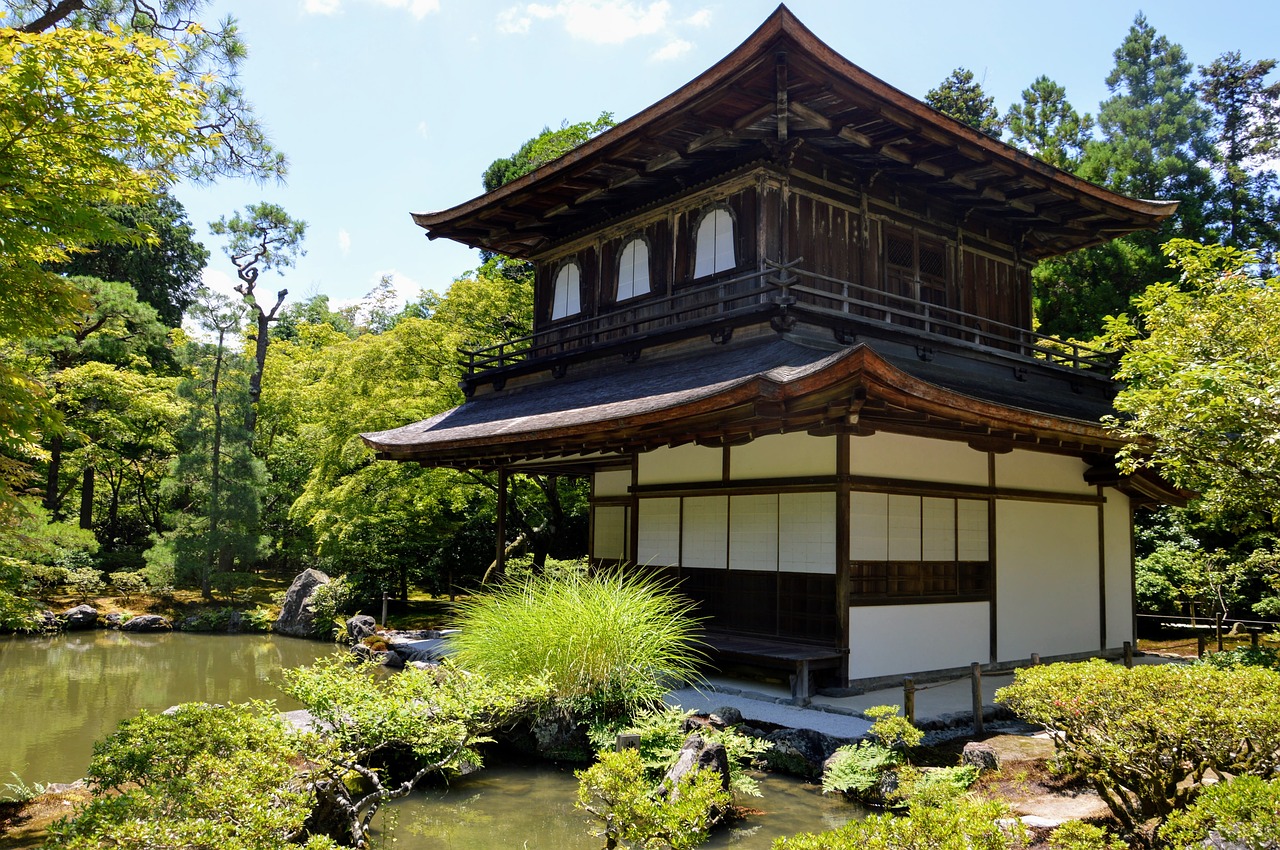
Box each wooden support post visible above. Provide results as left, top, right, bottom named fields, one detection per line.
left=1030, top=653, right=1040, bottom=666
left=1216, top=614, right=1224, bottom=652
left=494, top=466, right=508, bottom=581
left=381, top=591, right=388, bottom=627
left=1197, top=633, right=1206, bottom=658
left=970, top=662, right=984, bottom=736
left=903, top=677, right=915, bottom=725
left=1123, top=641, right=1133, bottom=668
left=1252, top=630, right=1261, bottom=649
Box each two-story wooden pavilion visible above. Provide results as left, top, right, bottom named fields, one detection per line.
left=364, top=6, right=1181, bottom=693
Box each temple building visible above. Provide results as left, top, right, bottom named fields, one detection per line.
left=364, top=6, right=1182, bottom=696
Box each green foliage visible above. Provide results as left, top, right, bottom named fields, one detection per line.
left=212, top=570, right=257, bottom=603
left=450, top=570, right=705, bottom=719
left=108, top=570, right=147, bottom=603
left=1005, top=76, right=1094, bottom=171
left=1159, top=775, right=1280, bottom=850
left=1198, top=645, right=1280, bottom=671
left=865, top=704, right=924, bottom=752
left=47, top=701, right=335, bottom=850
left=576, top=748, right=732, bottom=850
left=482, top=111, right=615, bottom=191
left=1105, top=241, right=1280, bottom=518
left=822, top=741, right=901, bottom=798
left=179, top=606, right=272, bottom=633
left=210, top=202, right=308, bottom=280
left=65, top=566, right=105, bottom=602
left=996, top=659, right=1280, bottom=834
left=1, top=771, right=46, bottom=804
left=1047, top=820, right=1128, bottom=850
left=925, top=68, right=1003, bottom=137
left=774, top=783, right=1024, bottom=849
left=306, top=575, right=353, bottom=638
left=590, top=707, right=771, bottom=798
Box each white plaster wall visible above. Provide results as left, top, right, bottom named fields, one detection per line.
left=996, top=500, right=1100, bottom=660
left=594, top=468, right=632, bottom=497
left=637, top=444, right=722, bottom=485
left=730, top=432, right=835, bottom=479
left=1104, top=489, right=1134, bottom=649
left=730, top=494, right=778, bottom=571
left=849, top=602, right=990, bottom=680
left=851, top=433, right=988, bottom=485
left=682, top=496, right=728, bottom=569
left=779, top=492, right=836, bottom=574
left=593, top=506, right=628, bottom=561
left=637, top=498, right=680, bottom=567
left=994, top=450, right=1094, bottom=495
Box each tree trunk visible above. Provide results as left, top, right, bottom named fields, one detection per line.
left=79, top=466, right=95, bottom=530
left=45, top=434, right=63, bottom=518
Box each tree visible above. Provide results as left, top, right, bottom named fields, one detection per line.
left=1104, top=240, right=1280, bottom=519
left=1005, top=75, right=1093, bottom=171
left=159, top=292, right=265, bottom=598
left=9, top=0, right=288, bottom=182
left=54, top=190, right=211, bottom=327
left=924, top=68, right=1002, bottom=137
left=1197, top=51, right=1280, bottom=262
left=481, top=110, right=615, bottom=192
left=210, top=202, right=307, bottom=439
left=0, top=25, right=212, bottom=523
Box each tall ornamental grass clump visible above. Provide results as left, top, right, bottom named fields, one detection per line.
left=451, top=570, right=705, bottom=717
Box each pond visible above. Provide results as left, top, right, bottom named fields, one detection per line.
left=0, top=633, right=864, bottom=847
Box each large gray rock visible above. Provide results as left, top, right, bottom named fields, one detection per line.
left=763, top=727, right=843, bottom=779
left=962, top=741, right=1000, bottom=774
left=275, top=569, right=331, bottom=638
left=658, top=733, right=731, bottom=802
left=346, top=614, right=377, bottom=641
left=61, top=604, right=98, bottom=630
left=121, top=614, right=171, bottom=632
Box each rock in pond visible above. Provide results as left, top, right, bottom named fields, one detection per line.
left=763, top=727, right=843, bottom=779
left=658, top=733, right=731, bottom=801
left=61, top=604, right=98, bottom=630
left=121, top=614, right=171, bottom=632
left=275, top=568, right=331, bottom=638
left=346, top=614, right=377, bottom=641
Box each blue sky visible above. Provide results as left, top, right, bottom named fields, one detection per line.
left=174, top=0, right=1280, bottom=314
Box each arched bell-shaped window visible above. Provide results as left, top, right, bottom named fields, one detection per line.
left=616, top=237, right=650, bottom=300
left=693, top=207, right=735, bottom=278
left=551, top=261, right=581, bottom=320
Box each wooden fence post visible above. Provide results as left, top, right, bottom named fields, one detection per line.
left=903, top=677, right=915, bottom=725
left=970, top=662, right=983, bottom=736
left=1030, top=653, right=1040, bottom=666
left=1216, top=614, right=1224, bottom=652
left=1197, top=633, right=1206, bottom=658
left=1252, top=630, right=1261, bottom=649
left=1123, top=641, right=1133, bottom=668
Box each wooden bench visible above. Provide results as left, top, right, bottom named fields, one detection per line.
left=703, top=633, right=846, bottom=704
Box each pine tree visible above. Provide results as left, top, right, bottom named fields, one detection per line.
left=1005, top=76, right=1093, bottom=171
left=925, top=68, right=1003, bottom=137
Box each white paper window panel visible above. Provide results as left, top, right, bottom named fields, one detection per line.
left=636, top=498, right=680, bottom=567
left=592, top=506, right=629, bottom=561
left=850, top=491, right=888, bottom=561
left=682, top=496, right=728, bottom=569
left=957, top=499, right=989, bottom=560
left=888, top=494, right=922, bottom=560
left=729, top=494, right=778, bottom=571
left=694, top=208, right=735, bottom=278
left=593, top=468, right=631, bottom=497
left=921, top=497, right=956, bottom=560
left=779, top=492, right=836, bottom=574
left=617, top=239, right=650, bottom=300
left=551, top=263, right=580, bottom=319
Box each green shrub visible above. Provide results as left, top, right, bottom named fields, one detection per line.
left=0, top=556, right=43, bottom=632
left=822, top=741, right=900, bottom=798
left=109, top=570, right=147, bottom=604
left=65, top=566, right=105, bottom=602
left=1199, top=645, right=1280, bottom=671
left=996, top=660, right=1280, bottom=835
left=451, top=570, right=704, bottom=719
left=212, top=570, right=257, bottom=603
left=576, top=748, right=731, bottom=850
left=179, top=607, right=272, bottom=633
left=1, top=771, right=46, bottom=803
left=865, top=704, right=924, bottom=751
left=1159, top=776, right=1280, bottom=849
left=1048, top=820, right=1128, bottom=850
left=306, top=576, right=352, bottom=639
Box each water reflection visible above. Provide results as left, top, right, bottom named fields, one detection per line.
left=390, top=762, right=863, bottom=850
left=0, top=631, right=335, bottom=784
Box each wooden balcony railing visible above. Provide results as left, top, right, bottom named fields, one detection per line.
left=458, top=262, right=1115, bottom=380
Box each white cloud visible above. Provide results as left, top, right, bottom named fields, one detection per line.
left=650, top=37, right=691, bottom=62
left=682, top=8, right=711, bottom=27
left=499, top=1, right=672, bottom=45
left=301, top=0, right=342, bottom=14
left=416, top=119, right=430, bottom=140
left=369, top=0, right=440, bottom=19
left=200, top=267, right=241, bottom=301
left=338, top=228, right=351, bottom=256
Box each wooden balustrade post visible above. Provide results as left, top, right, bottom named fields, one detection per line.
left=903, top=677, right=915, bottom=725
left=970, top=662, right=983, bottom=736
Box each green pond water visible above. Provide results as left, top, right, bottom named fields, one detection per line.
left=0, top=633, right=863, bottom=848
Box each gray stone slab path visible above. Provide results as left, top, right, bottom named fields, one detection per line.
left=665, top=683, right=874, bottom=739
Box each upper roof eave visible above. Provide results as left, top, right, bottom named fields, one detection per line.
left=411, top=4, right=1177, bottom=256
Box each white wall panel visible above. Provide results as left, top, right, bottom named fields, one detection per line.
left=779, top=492, right=836, bottom=574
left=996, top=500, right=1099, bottom=660
left=637, top=498, right=680, bottom=567
left=851, top=433, right=987, bottom=485
left=994, top=450, right=1093, bottom=495
left=850, top=491, right=888, bottom=560
left=594, top=468, right=631, bottom=497
left=1104, top=489, right=1134, bottom=649
left=637, top=444, right=722, bottom=485
left=849, top=602, right=989, bottom=680
left=730, top=494, right=778, bottom=571
left=682, top=496, right=728, bottom=569
left=592, top=506, right=628, bottom=561
left=730, top=432, right=835, bottom=479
